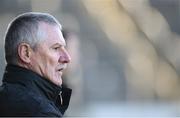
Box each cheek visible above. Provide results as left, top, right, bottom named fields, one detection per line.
left=46, top=53, right=59, bottom=66
left=32, top=49, right=60, bottom=69
left=31, top=50, right=49, bottom=68
left=30, top=52, right=42, bottom=66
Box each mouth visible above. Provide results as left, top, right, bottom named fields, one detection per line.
left=57, top=65, right=67, bottom=75
left=58, top=68, right=63, bottom=71
left=57, top=68, right=64, bottom=75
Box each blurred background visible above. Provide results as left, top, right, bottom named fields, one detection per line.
left=1, top=0, right=180, bottom=117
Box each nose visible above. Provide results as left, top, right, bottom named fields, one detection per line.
left=59, top=49, right=71, bottom=63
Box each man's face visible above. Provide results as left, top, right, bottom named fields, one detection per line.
left=30, top=23, right=71, bottom=86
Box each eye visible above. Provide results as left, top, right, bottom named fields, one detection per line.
left=53, top=47, right=60, bottom=50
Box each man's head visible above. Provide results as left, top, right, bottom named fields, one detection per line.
left=4, top=12, right=71, bottom=86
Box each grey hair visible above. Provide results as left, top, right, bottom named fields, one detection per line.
left=4, top=12, right=62, bottom=64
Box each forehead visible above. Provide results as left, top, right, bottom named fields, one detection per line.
left=39, top=22, right=66, bottom=46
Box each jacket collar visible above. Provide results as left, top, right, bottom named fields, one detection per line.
left=3, top=64, right=62, bottom=101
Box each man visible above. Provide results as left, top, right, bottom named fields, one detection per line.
left=0, top=12, right=72, bottom=117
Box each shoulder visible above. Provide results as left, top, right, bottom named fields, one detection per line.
left=0, top=83, right=40, bottom=116
left=0, top=83, right=62, bottom=117
left=25, top=91, right=62, bottom=116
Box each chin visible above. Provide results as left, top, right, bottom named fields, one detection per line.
left=57, top=78, right=63, bottom=86
left=49, top=77, right=62, bottom=86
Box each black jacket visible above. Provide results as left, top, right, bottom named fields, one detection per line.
left=0, top=64, right=72, bottom=117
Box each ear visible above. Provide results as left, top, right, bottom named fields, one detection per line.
left=18, top=43, right=32, bottom=63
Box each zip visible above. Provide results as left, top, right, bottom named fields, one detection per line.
left=60, top=91, right=63, bottom=105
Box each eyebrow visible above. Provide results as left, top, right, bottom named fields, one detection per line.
left=52, top=42, right=66, bottom=47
